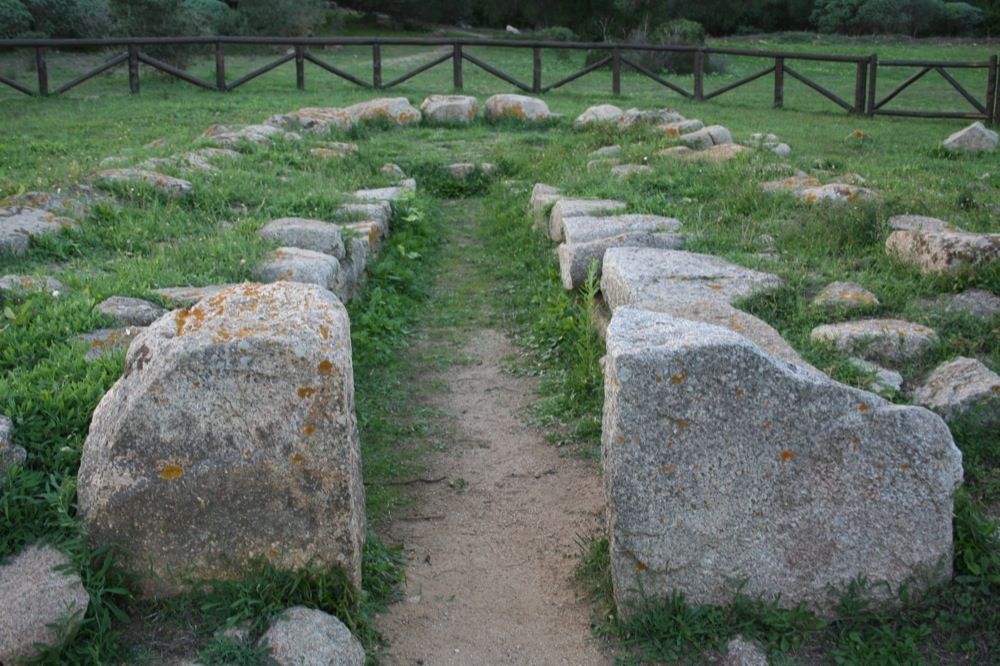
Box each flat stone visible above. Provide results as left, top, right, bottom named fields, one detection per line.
left=380, top=163, right=407, bottom=179
left=447, top=162, right=477, bottom=179
left=574, top=104, right=623, bottom=126
left=74, top=327, right=145, bottom=361
left=341, top=97, right=421, bottom=126
left=888, top=215, right=956, bottom=233
left=0, top=274, right=66, bottom=296
left=559, top=232, right=685, bottom=290
left=723, top=636, right=769, bottom=666
left=353, top=179, right=415, bottom=203
left=942, top=121, right=998, bottom=154
left=0, top=414, right=26, bottom=477
left=680, top=143, right=749, bottom=163
left=587, top=158, right=620, bottom=171
left=484, top=94, right=550, bottom=122
left=810, top=318, right=938, bottom=365
left=201, top=124, right=299, bottom=148
left=259, top=218, right=346, bottom=260
left=590, top=145, right=622, bottom=158
left=153, top=284, right=240, bottom=308
left=420, top=94, right=479, bottom=124
left=0, top=207, right=78, bottom=255
left=886, top=229, right=1000, bottom=274
left=813, top=281, right=880, bottom=309
left=797, top=183, right=878, bottom=204
left=3, top=186, right=101, bottom=218
left=98, top=169, right=192, bottom=197
left=97, top=296, right=168, bottom=327
left=77, top=283, right=365, bottom=597
left=619, top=108, right=684, bottom=127
left=335, top=202, right=392, bottom=233
left=177, top=148, right=241, bottom=173
left=928, top=289, right=1000, bottom=319
left=659, top=119, right=704, bottom=137
left=610, top=164, right=653, bottom=178
left=603, top=307, right=962, bottom=616
left=849, top=357, right=904, bottom=396
left=562, top=214, right=682, bottom=245
left=761, top=175, right=820, bottom=193
left=601, top=248, right=806, bottom=367
left=548, top=198, right=628, bottom=242
left=0, top=544, right=90, bottom=663
left=266, top=109, right=351, bottom=134
left=260, top=606, right=364, bottom=666
left=656, top=146, right=694, bottom=158
left=310, top=142, right=359, bottom=160
left=678, top=125, right=732, bottom=150
left=256, top=247, right=341, bottom=292
left=913, top=357, right=1000, bottom=423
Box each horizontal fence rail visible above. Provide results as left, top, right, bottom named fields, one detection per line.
left=0, top=36, right=997, bottom=123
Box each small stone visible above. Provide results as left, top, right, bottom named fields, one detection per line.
left=770, top=143, right=791, bottom=156
left=886, top=229, right=999, bottom=275
left=813, top=281, right=879, bottom=309
left=761, top=175, right=820, bottom=193
left=353, top=179, right=415, bottom=203
left=797, top=183, right=878, bottom=204
left=848, top=357, right=904, bottom=396
left=587, top=158, right=620, bottom=171
left=610, top=164, right=653, bottom=178
left=259, top=606, right=364, bottom=666
left=530, top=183, right=562, bottom=231
left=0, top=207, right=78, bottom=255
left=942, top=121, right=998, bottom=154
left=447, top=163, right=477, bottom=179
left=98, top=169, right=192, bottom=197
left=97, top=296, right=167, bottom=327
left=0, top=414, right=27, bottom=477
left=590, top=145, right=622, bottom=158
left=0, top=544, right=90, bottom=663
left=0, top=274, right=66, bottom=296
left=574, top=104, right=623, bottom=126
left=548, top=198, right=628, bottom=242
left=913, top=357, right=1000, bottom=423
left=176, top=148, right=241, bottom=173
left=380, top=163, right=407, bottom=179
left=723, top=635, right=769, bottom=666
left=659, top=119, right=704, bottom=137
left=678, top=125, right=732, bottom=150
left=201, top=123, right=298, bottom=148
left=256, top=247, right=341, bottom=292
left=619, top=108, right=684, bottom=127
left=74, top=327, right=145, bottom=361
left=810, top=318, right=938, bottom=365
left=484, top=94, right=550, bottom=122
left=420, top=95, right=479, bottom=124
left=259, top=218, right=346, bottom=260
left=680, top=143, right=749, bottom=163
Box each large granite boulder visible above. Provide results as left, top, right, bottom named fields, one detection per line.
left=886, top=229, right=1000, bottom=275
left=260, top=606, right=364, bottom=666
left=484, top=94, right=551, bottom=122
left=420, top=95, right=479, bottom=124
left=942, top=122, right=998, bottom=154
left=810, top=318, right=938, bottom=366
left=559, top=232, right=685, bottom=290
left=603, top=307, right=962, bottom=616
left=574, top=104, right=623, bottom=126
left=547, top=198, right=627, bottom=242
left=1, top=206, right=78, bottom=255
left=259, top=218, right=346, bottom=260
left=913, top=357, right=999, bottom=424
left=77, top=282, right=365, bottom=596
left=600, top=247, right=807, bottom=367
left=0, top=544, right=90, bottom=663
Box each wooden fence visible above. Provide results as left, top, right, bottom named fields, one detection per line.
left=1, top=36, right=997, bottom=124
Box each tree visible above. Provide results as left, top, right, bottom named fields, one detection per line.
left=0, top=0, right=31, bottom=37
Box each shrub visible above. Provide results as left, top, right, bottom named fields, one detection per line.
left=0, top=0, right=31, bottom=38
left=183, top=0, right=244, bottom=35
left=538, top=26, right=577, bottom=61
left=623, top=19, right=718, bottom=76
left=237, top=0, right=330, bottom=37
left=19, top=0, right=112, bottom=38
left=939, top=2, right=985, bottom=34
left=111, top=0, right=203, bottom=67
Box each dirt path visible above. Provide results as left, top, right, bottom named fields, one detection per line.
left=374, top=203, right=609, bottom=665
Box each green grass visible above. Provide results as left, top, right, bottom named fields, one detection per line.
left=1, top=30, right=998, bottom=664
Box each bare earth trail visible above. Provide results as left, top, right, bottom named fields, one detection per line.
left=374, top=200, right=610, bottom=665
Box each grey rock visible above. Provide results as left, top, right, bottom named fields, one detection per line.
left=590, top=145, right=622, bottom=158
left=574, top=104, right=623, bottom=126
left=175, top=148, right=241, bottom=174
left=0, top=207, right=78, bottom=255
left=810, top=318, right=938, bottom=365
left=849, top=357, right=904, bottom=396
left=340, top=98, right=421, bottom=126
left=256, top=247, right=341, bottom=292
left=153, top=284, right=240, bottom=308
left=0, top=544, right=90, bottom=663
left=97, top=296, right=168, bottom=327
left=548, top=198, right=628, bottom=242
left=723, top=636, right=769, bottom=666
left=530, top=183, right=562, bottom=231
left=942, top=121, right=998, bottom=154
left=888, top=214, right=955, bottom=233
left=77, top=283, right=366, bottom=597
left=260, top=606, right=364, bottom=666
left=380, top=163, right=407, bottom=179
left=98, top=169, right=192, bottom=197
left=562, top=214, right=682, bottom=245
left=201, top=123, right=299, bottom=148
left=559, top=232, right=685, bottom=290
left=797, top=183, right=878, bottom=204
left=310, top=143, right=360, bottom=160
left=913, top=357, right=1000, bottom=423
left=74, top=327, right=145, bottom=361
left=484, top=94, right=550, bottom=122
left=353, top=179, right=415, bottom=203
left=587, top=158, right=620, bottom=171
left=0, top=274, right=66, bottom=296
left=333, top=234, right=371, bottom=303
left=931, top=289, right=1000, bottom=319
left=886, top=229, right=1000, bottom=275
left=678, top=125, right=732, bottom=150
left=760, top=174, right=820, bottom=193
left=447, top=162, right=477, bottom=179
left=603, top=307, right=962, bottom=617
left=659, top=119, right=704, bottom=136
left=610, top=164, right=653, bottom=178
left=420, top=94, right=479, bottom=124
left=3, top=186, right=102, bottom=219
left=813, top=281, right=880, bottom=309
left=1, top=414, right=27, bottom=477
left=619, top=108, right=684, bottom=127
left=771, top=143, right=791, bottom=156
left=260, top=218, right=346, bottom=260
left=336, top=202, right=392, bottom=230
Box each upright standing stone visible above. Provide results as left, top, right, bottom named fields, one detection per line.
left=603, top=307, right=962, bottom=616
left=77, top=282, right=365, bottom=596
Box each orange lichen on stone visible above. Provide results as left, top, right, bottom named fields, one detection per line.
left=858, top=403, right=870, bottom=413
left=319, top=325, right=330, bottom=340
left=175, top=307, right=205, bottom=336
left=616, top=435, right=626, bottom=444
left=661, top=464, right=676, bottom=474
left=297, top=387, right=316, bottom=399
left=677, top=419, right=690, bottom=432
left=670, top=372, right=687, bottom=384
left=735, top=388, right=744, bottom=399
left=780, top=450, right=796, bottom=462
left=317, top=360, right=333, bottom=375
left=708, top=284, right=724, bottom=291
left=290, top=454, right=305, bottom=465
left=900, top=463, right=911, bottom=470
left=635, top=559, right=648, bottom=571
left=666, top=127, right=680, bottom=137
left=159, top=464, right=184, bottom=480
left=303, top=424, right=315, bottom=435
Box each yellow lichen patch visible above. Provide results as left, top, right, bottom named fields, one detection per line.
left=317, top=360, right=333, bottom=375
left=616, top=435, right=626, bottom=444
left=290, top=454, right=305, bottom=465
left=655, top=375, right=662, bottom=383
left=369, top=225, right=379, bottom=245
left=858, top=403, right=870, bottom=413
left=707, top=283, right=724, bottom=291
left=319, top=325, right=330, bottom=340
left=992, top=385, right=1000, bottom=394
left=670, top=372, right=687, bottom=384
left=677, top=419, right=690, bottom=432
left=159, top=464, right=184, bottom=480
left=303, top=424, right=316, bottom=435
left=243, top=450, right=252, bottom=458
left=780, top=450, right=795, bottom=462
left=297, top=387, right=317, bottom=399
left=666, top=127, right=680, bottom=137
left=660, top=464, right=676, bottom=474
left=806, top=193, right=818, bottom=203
left=635, top=559, right=648, bottom=571
left=175, top=307, right=205, bottom=336
left=762, top=420, right=773, bottom=432
left=900, top=463, right=911, bottom=470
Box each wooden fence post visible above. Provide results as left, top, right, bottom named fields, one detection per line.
left=986, top=54, right=997, bottom=126
left=453, top=44, right=463, bottom=90
left=295, top=45, right=305, bottom=90
left=694, top=50, right=705, bottom=101
left=373, top=44, right=382, bottom=89
left=612, top=48, right=621, bottom=95
left=215, top=42, right=225, bottom=91
left=128, top=44, right=140, bottom=94
left=773, top=57, right=784, bottom=108
left=35, top=46, right=48, bottom=96
left=532, top=46, right=542, bottom=93
left=866, top=54, right=878, bottom=116
left=853, top=58, right=867, bottom=114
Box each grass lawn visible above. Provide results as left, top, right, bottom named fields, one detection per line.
left=1, top=30, right=997, bottom=664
